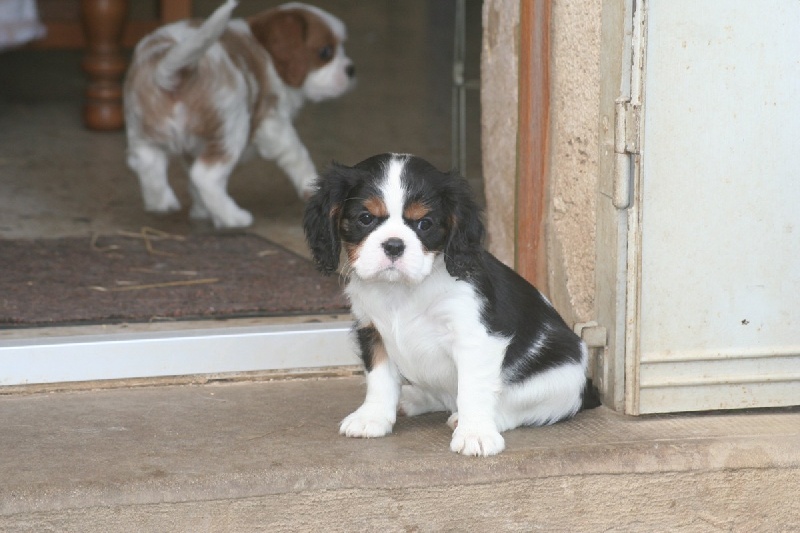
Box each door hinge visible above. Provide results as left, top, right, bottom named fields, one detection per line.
left=616, top=99, right=641, bottom=155
left=612, top=99, right=640, bottom=209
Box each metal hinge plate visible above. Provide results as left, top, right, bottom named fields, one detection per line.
left=612, top=99, right=641, bottom=209
left=616, top=100, right=641, bottom=155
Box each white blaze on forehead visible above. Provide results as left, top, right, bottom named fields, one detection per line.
left=380, top=156, right=409, bottom=221
left=353, top=154, right=434, bottom=284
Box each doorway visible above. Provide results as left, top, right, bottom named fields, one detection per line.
left=0, top=1, right=484, bottom=386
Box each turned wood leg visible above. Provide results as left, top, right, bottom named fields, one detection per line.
left=80, top=0, right=128, bottom=131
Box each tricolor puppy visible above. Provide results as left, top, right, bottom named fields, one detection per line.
left=304, top=154, right=599, bottom=456
left=124, top=0, right=354, bottom=228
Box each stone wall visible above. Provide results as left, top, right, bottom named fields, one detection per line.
left=547, top=0, right=602, bottom=323
left=481, top=0, right=602, bottom=325
left=481, top=0, right=520, bottom=268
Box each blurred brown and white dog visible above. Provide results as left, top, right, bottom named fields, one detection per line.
left=124, top=0, right=354, bottom=228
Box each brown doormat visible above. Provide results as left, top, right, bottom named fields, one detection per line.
left=0, top=232, right=349, bottom=327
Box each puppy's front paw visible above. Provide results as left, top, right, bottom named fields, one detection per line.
left=143, top=190, right=181, bottom=213
left=340, top=406, right=394, bottom=438
left=211, top=206, right=253, bottom=229
left=450, top=424, right=505, bottom=456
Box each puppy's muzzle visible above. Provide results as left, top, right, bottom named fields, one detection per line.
left=382, top=238, right=405, bottom=260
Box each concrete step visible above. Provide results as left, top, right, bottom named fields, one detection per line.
left=1, top=377, right=798, bottom=532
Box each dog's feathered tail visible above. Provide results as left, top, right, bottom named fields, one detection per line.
left=581, top=378, right=602, bottom=411
left=155, top=0, right=237, bottom=90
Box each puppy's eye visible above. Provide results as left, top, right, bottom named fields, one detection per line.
left=319, top=45, right=334, bottom=61
left=416, top=218, right=433, bottom=232
left=357, top=212, right=376, bottom=227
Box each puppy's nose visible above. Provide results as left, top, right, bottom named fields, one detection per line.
left=346, top=64, right=356, bottom=78
left=382, top=238, right=405, bottom=259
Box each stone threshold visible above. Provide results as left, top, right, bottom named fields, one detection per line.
left=1, top=377, right=798, bottom=531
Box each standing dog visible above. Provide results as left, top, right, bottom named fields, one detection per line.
left=124, top=1, right=354, bottom=228
left=304, top=153, right=599, bottom=456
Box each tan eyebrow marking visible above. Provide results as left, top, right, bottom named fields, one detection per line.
left=363, top=196, right=388, bottom=217
left=403, top=201, right=430, bottom=220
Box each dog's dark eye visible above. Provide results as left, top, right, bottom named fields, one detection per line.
left=319, top=45, right=334, bottom=61
left=357, top=212, right=376, bottom=227
left=416, top=218, right=433, bottom=232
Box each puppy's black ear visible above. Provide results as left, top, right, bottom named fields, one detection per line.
left=442, top=171, right=485, bottom=280
left=303, top=163, right=354, bottom=275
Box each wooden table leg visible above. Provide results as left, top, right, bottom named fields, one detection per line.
left=81, top=0, right=128, bottom=131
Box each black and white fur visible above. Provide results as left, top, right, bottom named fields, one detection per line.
left=304, top=153, right=599, bottom=456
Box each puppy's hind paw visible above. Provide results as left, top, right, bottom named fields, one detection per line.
left=450, top=424, right=505, bottom=457
left=189, top=202, right=211, bottom=220
left=301, top=184, right=316, bottom=202
left=340, top=406, right=394, bottom=438
left=399, top=385, right=447, bottom=417
left=446, top=412, right=459, bottom=429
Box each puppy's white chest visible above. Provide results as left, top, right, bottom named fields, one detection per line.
left=348, top=272, right=483, bottom=392
left=382, top=302, right=455, bottom=389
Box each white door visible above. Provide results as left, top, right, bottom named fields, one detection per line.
left=598, top=0, right=800, bottom=414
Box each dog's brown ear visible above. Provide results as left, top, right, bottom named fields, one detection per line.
left=249, top=10, right=310, bottom=87
left=442, top=171, right=485, bottom=281
left=303, top=163, right=355, bottom=275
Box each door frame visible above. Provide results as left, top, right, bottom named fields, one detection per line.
left=515, top=0, right=551, bottom=292
left=3, top=1, right=546, bottom=391
left=0, top=319, right=358, bottom=390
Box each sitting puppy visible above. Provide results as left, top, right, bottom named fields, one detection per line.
left=124, top=0, right=354, bottom=228
left=304, top=153, right=599, bottom=456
